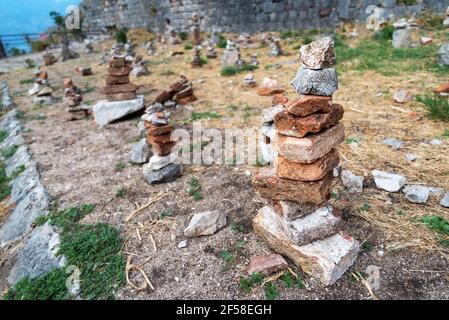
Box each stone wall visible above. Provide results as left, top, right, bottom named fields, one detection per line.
left=80, top=0, right=449, bottom=35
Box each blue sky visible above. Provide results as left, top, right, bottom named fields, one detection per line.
left=0, top=0, right=81, bottom=35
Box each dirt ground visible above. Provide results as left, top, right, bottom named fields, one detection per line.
left=0, top=28, right=448, bottom=300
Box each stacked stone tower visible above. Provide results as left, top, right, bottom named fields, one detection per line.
left=101, top=56, right=139, bottom=101
left=252, top=37, right=359, bottom=285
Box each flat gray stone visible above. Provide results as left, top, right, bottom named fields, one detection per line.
left=261, top=105, right=284, bottom=124
left=440, top=192, right=449, bottom=208
left=143, top=162, right=183, bottom=185
left=0, top=185, right=50, bottom=246
left=372, top=170, right=406, bottom=192
left=341, top=170, right=364, bottom=193
left=392, top=29, right=411, bottom=49
left=288, top=205, right=342, bottom=245
left=5, top=145, right=32, bottom=176
left=184, top=210, right=227, bottom=238
left=93, top=95, right=145, bottom=127
left=382, top=137, right=404, bottom=150
left=291, top=67, right=338, bottom=96
left=147, top=154, right=180, bottom=171
left=403, top=185, right=430, bottom=204
left=439, top=43, right=449, bottom=66
left=130, top=138, right=152, bottom=164
left=7, top=223, right=65, bottom=285
left=9, top=163, right=40, bottom=204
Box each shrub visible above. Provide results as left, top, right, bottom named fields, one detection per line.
left=217, top=34, right=227, bottom=49
left=30, top=40, right=50, bottom=53
left=115, top=28, right=128, bottom=44
left=179, top=32, right=189, bottom=41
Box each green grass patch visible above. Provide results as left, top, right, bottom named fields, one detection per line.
left=221, top=64, right=258, bottom=77
left=115, top=187, right=127, bottom=198
left=238, top=272, right=263, bottom=293
left=182, top=111, right=221, bottom=124
left=1, top=145, right=18, bottom=159
left=159, top=69, right=175, bottom=76
left=264, top=282, right=279, bottom=300
left=115, top=162, right=126, bottom=171
left=184, top=43, right=193, bottom=50
left=217, top=34, right=227, bottom=49
left=336, top=37, right=441, bottom=76
left=159, top=210, right=173, bottom=220
left=19, top=79, right=35, bottom=85
left=179, top=32, right=189, bottom=41
left=416, top=94, right=449, bottom=121
left=419, top=215, right=449, bottom=236
left=36, top=204, right=96, bottom=228
left=187, top=176, right=203, bottom=201
left=0, top=131, right=8, bottom=143
left=0, top=162, right=12, bottom=201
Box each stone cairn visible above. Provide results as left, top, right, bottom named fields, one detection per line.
left=101, top=56, right=138, bottom=101
left=63, top=78, right=90, bottom=120
left=191, top=46, right=202, bottom=68
left=42, top=51, right=57, bottom=66
left=267, top=35, right=284, bottom=57
left=191, top=14, right=202, bottom=46
left=205, top=46, right=217, bottom=59
left=93, top=56, right=144, bottom=127
left=167, top=26, right=182, bottom=45
left=252, top=37, right=359, bottom=286
left=28, top=68, right=56, bottom=105
left=141, top=112, right=183, bottom=184
left=153, top=75, right=197, bottom=106
left=221, top=40, right=245, bottom=68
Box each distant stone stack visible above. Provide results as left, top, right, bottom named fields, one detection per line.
left=252, top=37, right=359, bottom=286
left=64, top=78, right=90, bottom=120
left=267, top=35, right=283, bottom=57
left=42, top=52, right=57, bottom=66
left=221, top=40, right=244, bottom=68
left=142, top=112, right=183, bottom=184
left=205, top=46, right=217, bottom=59
left=101, top=56, right=139, bottom=102
left=191, top=14, right=202, bottom=46
left=191, top=46, right=202, bottom=68
left=153, top=75, right=197, bottom=106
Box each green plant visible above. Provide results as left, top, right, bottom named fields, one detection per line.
left=220, top=250, right=236, bottom=264
left=115, top=28, right=128, bottom=44
left=187, top=177, right=203, bottom=201
left=221, top=66, right=238, bottom=76
left=1, top=145, right=19, bottom=159
left=184, top=43, right=193, bottom=50
left=159, top=210, right=173, bottom=220
left=3, top=269, right=71, bottom=300
left=30, top=40, right=50, bottom=53
left=199, top=56, right=208, bottom=66
left=19, top=79, right=34, bottom=85
left=24, top=59, right=36, bottom=69
left=115, top=162, right=126, bottom=171
left=280, top=271, right=294, bottom=288
left=264, top=282, right=279, bottom=300
left=0, top=131, right=8, bottom=143
left=116, top=187, right=127, bottom=198
left=416, top=94, right=449, bottom=121
left=179, top=32, right=189, bottom=41
left=419, top=215, right=449, bottom=236
left=159, top=69, right=175, bottom=76
left=42, top=204, right=96, bottom=229
left=361, top=241, right=374, bottom=252
left=58, top=223, right=125, bottom=299
left=230, top=220, right=245, bottom=233
left=359, top=203, right=371, bottom=212
left=0, top=162, right=12, bottom=201
left=238, top=272, right=263, bottom=293
left=217, top=35, right=227, bottom=49
left=182, top=111, right=221, bottom=123
left=374, top=25, right=394, bottom=41
left=11, top=164, right=26, bottom=179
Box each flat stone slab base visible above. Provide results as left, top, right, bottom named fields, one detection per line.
left=93, top=95, right=145, bottom=127
left=253, top=206, right=359, bottom=285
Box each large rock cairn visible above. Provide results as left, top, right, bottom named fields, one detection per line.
left=252, top=37, right=359, bottom=286
left=141, top=112, right=183, bottom=184
left=93, top=56, right=144, bottom=126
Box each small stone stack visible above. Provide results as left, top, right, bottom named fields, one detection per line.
left=142, top=112, right=183, bottom=184
left=191, top=14, right=202, bottom=46
left=252, top=37, right=359, bottom=286
left=101, top=56, right=138, bottom=102
left=63, top=78, right=90, bottom=120
left=191, top=46, right=202, bottom=68
left=267, top=35, right=283, bottom=57
left=221, top=40, right=243, bottom=68
left=205, top=46, right=217, bottom=59
left=42, top=52, right=57, bottom=66
left=153, top=75, right=197, bottom=106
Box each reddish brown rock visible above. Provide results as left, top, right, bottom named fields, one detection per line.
left=173, top=86, right=194, bottom=100
left=145, top=123, right=174, bottom=136
left=247, top=254, right=288, bottom=276
left=434, top=83, right=449, bottom=93
left=169, top=75, right=189, bottom=92
left=154, top=90, right=175, bottom=103
left=257, top=87, right=285, bottom=96
left=106, top=75, right=130, bottom=86
left=275, top=104, right=344, bottom=138
left=104, top=92, right=137, bottom=101
left=286, top=95, right=332, bottom=117
left=272, top=94, right=289, bottom=106
left=148, top=133, right=172, bottom=144
left=108, top=66, right=132, bottom=76
left=176, top=95, right=198, bottom=105
left=276, top=123, right=345, bottom=164
left=270, top=200, right=321, bottom=221
left=150, top=141, right=177, bottom=156
left=109, top=57, right=127, bottom=67
left=253, top=168, right=333, bottom=204
left=276, top=148, right=339, bottom=182
left=101, top=83, right=139, bottom=95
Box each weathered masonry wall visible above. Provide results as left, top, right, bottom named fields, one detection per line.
left=80, top=0, right=449, bottom=35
